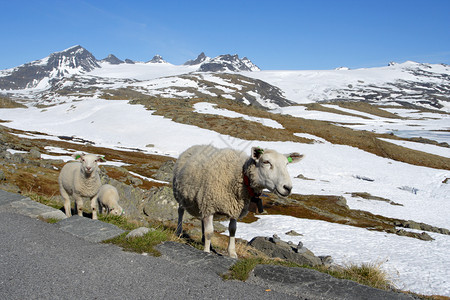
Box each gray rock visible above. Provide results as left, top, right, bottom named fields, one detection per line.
left=40, top=210, right=67, bottom=221
left=156, top=241, right=236, bottom=276
left=285, top=230, right=301, bottom=236
left=56, top=215, right=125, bottom=243
left=249, top=236, right=323, bottom=267
left=248, top=264, right=414, bottom=300
left=142, top=186, right=181, bottom=221
left=319, top=255, right=333, bottom=266
left=126, top=227, right=155, bottom=239
left=153, top=160, right=175, bottom=182
left=29, top=147, right=41, bottom=159
left=127, top=175, right=143, bottom=186
left=418, top=232, right=433, bottom=241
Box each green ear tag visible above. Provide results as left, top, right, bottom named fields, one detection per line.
left=287, top=157, right=293, bottom=163
left=75, top=154, right=81, bottom=160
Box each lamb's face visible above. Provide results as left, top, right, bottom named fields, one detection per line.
left=110, top=206, right=124, bottom=216
left=74, top=153, right=104, bottom=175
left=252, top=148, right=303, bottom=197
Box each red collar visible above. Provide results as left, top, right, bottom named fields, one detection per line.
left=243, top=173, right=260, bottom=197
left=243, top=173, right=264, bottom=213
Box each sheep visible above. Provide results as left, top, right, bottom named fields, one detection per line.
left=173, top=145, right=303, bottom=258
left=58, top=153, right=105, bottom=219
left=93, top=184, right=124, bottom=216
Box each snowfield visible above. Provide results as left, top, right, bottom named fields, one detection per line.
left=0, top=59, right=449, bottom=296
left=0, top=97, right=448, bottom=296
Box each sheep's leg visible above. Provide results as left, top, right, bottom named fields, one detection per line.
left=202, top=215, right=214, bottom=253
left=176, top=206, right=185, bottom=237
left=60, top=188, right=72, bottom=217
left=228, top=218, right=238, bottom=258
left=90, top=195, right=98, bottom=220
left=74, top=195, right=84, bottom=217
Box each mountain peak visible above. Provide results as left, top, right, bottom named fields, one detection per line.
left=198, top=54, right=260, bottom=72
left=184, top=52, right=209, bottom=65
left=46, top=45, right=99, bottom=73
left=101, top=54, right=124, bottom=65
left=148, top=55, right=166, bottom=64
left=0, top=45, right=100, bottom=90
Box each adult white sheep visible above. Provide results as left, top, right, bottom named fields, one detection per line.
left=59, top=153, right=105, bottom=219
left=93, top=184, right=124, bottom=216
left=173, top=145, right=303, bottom=258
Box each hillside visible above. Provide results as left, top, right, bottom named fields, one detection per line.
left=0, top=46, right=449, bottom=297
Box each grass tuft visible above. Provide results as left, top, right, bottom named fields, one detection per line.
left=103, top=225, right=181, bottom=257
left=98, top=214, right=140, bottom=231
left=334, top=261, right=395, bottom=291
left=224, top=257, right=395, bottom=293
left=24, top=192, right=63, bottom=210
left=38, top=216, right=61, bottom=224
left=223, top=257, right=303, bottom=281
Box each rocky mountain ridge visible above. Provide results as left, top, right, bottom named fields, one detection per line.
left=0, top=45, right=99, bottom=89
left=0, top=46, right=260, bottom=90
left=0, top=46, right=449, bottom=112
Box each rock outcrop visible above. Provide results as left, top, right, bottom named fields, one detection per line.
left=249, top=235, right=330, bottom=267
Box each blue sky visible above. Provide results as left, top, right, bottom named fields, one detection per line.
left=1, top=0, right=449, bottom=70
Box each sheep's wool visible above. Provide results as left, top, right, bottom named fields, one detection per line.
left=173, top=145, right=253, bottom=219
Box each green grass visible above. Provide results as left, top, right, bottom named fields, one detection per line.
left=98, top=214, right=140, bottom=231
left=223, top=258, right=395, bottom=293
left=24, top=192, right=63, bottom=210
left=223, top=257, right=303, bottom=281
left=324, top=261, right=395, bottom=291
left=103, top=227, right=179, bottom=257
left=38, top=216, right=61, bottom=224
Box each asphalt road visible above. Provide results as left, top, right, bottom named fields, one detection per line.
left=0, top=190, right=414, bottom=300
left=0, top=211, right=296, bottom=300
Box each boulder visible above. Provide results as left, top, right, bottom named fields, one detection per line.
left=153, top=160, right=175, bottom=182
left=142, top=186, right=182, bottom=221
left=126, top=227, right=155, bottom=239
left=249, top=235, right=324, bottom=267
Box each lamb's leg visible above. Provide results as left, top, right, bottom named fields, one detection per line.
left=74, top=195, right=84, bottom=217
left=60, top=188, right=72, bottom=217
left=228, top=218, right=237, bottom=258
left=176, top=206, right=185, bottom=237
left=91, top=195, right=98, bottom=220
left=202, top=215, right=214, bottom=253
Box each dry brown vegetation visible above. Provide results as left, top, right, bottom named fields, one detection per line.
left=0, top=126, right=173, bottom=197
left=329, top=101, right=406, bottom=119
left=0, top=96, right=27, bottom=108
left=1, top=109, right=448, bottom=298
left=101, top=89, right=450, bottom=170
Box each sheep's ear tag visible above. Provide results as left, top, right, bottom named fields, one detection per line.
left=100, top=156, right=106, bottom=162
left=75, top=154, right=82, bottom=160
left=255, top=148, right=264, bottom=156
left=287, top=156, right=293, bottom=163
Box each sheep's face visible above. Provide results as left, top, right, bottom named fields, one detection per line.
left=110, top=206, right=124, bottom=216
left=74, top=153, right=105, bottom=175
left=252, top=147, right=303, bottom=197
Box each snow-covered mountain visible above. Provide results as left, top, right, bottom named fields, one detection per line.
left=147, top=55, right=167, bottom=64
left=100, top=54, right=124, bottom=65
left=0, top=45, right=99, bottom=90
left=248, top=61, right=450, bottom=111
left=199, top=54, right=260, bottom=72
left=183, top=52, right=210, bottom=66
left=0, top=45, right=449, bottom=112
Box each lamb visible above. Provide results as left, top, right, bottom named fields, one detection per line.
left=173, top=145, right=303, bottom=258
left=93, top=184, right=124, bottom=216
left=58, top=153, right=105, bottom=219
